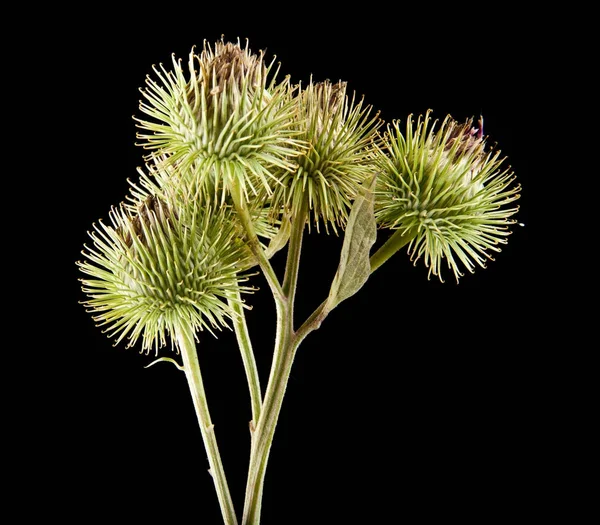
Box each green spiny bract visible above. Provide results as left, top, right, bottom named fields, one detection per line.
left=78, top=195, right=253, bottom=354
left=375, top=110, right=521, bottom=282
left=271, top=79, right=382, bottom=231
left=134, top=38, right=304, bottom=204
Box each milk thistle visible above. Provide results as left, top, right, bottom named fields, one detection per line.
left=78, top=37, right=521, bottom=525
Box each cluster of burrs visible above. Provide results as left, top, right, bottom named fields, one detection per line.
left=78, top=37, right=521, bottom=353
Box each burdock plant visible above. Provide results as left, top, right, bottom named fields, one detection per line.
left=78, top=37, right=521, bottom=525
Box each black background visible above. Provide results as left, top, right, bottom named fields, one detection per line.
left=27, top=7, right=584, bottom=524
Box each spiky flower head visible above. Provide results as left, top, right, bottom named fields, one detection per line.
left=134, top=38, right=303, bottom=204
left=375, top=110, right=521, bottom=282
left=271, top=79, right=381, bottom=231
left=78, top=195, right=252, bottom=354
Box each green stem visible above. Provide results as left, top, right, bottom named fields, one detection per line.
left=228, top=290, right=262, bottom=429
left=295, top=298, right=330, bottom=347
left=282, top=198, right=308, bottom=311
left=242, top=305, right=295, bottom=525
left=230, top=183, right=284, bottom=303
left=241, top=202, right=308, bottom=525
left=176, top=322, right=238, bottom=525
left=369, top=227, right=416, bottom=273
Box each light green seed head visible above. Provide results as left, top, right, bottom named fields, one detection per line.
left=271, top=79, right=382, bottom=231
left=78, top=196, right=253, bottom=354
left=375, top=110, right=521, bottom=282
left=135, top=38, right=304, bottom=204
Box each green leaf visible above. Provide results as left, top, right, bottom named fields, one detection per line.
left=265, top=214, right=291, bottom=259
left=326, top=174, right=377, bottom=310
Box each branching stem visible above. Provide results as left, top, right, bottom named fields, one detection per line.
left=241, top=199, right=308, bottom=525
